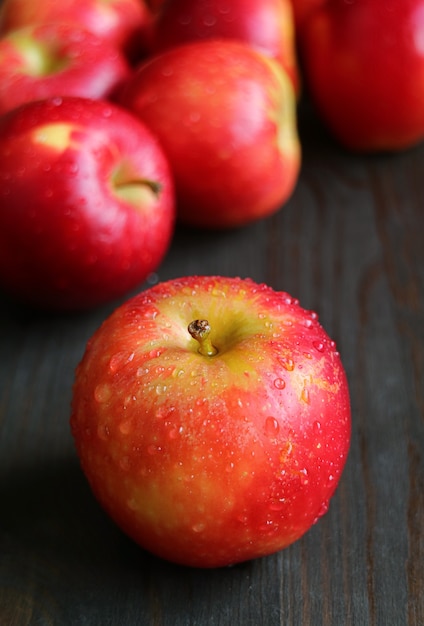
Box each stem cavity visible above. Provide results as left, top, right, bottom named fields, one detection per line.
left=188, top=319, right=218, bottom=357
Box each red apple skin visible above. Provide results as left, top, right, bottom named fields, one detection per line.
left=299, top=0, right=424, bottom=152
left=0, top=97, right=175, bottom=311
left=119, top=40, right=301, bottom=229
left=289, top=0, right=326, bottom=31
left=0, top=0, right=154, bottom=59
left=152, top=0, right=300, bottom=94
left=0, top=23, right=131, bottom=115
left=71, top=275, right=351, bottom=568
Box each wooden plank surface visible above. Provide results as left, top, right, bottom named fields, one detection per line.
left=0, top=102, right=423, bottom=625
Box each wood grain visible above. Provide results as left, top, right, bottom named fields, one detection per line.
left=0, top=103, right=423, bottom=625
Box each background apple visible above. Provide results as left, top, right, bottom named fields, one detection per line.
left=119, top=39, right=301, bottom=229
left=71, top=275, right=351, bottom=568
left=152, top=0, right=300, bottom=93
left=298, top=0, right=424, bottom=151
left=288, top=0, right=326, bottom=31
left=0, top=23, right=130, bottom=114
left=0, top=96, right=175, bottom=311
left=0, top=0, right=154, bottom=60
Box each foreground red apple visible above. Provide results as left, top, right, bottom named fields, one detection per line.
left=71, top=275, right=351, bottom=568
left=0, top=97, right=175, bottom=311
left=299, top=0, right=424, bottom=151
left=0, top=23, right=130, bottom=115
left=152, top=0, right=299, bottom=93
left=119, top=40, right=301, bottom=229
left=0, top=0, right=153, bottom=58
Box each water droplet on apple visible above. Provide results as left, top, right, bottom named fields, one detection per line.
left=119, top=420, right=132, bottom=435
left=147, top=444, right=162, bottom=455
left=127, top=498, right=138, bottom=511
left=218, top=3, right=231, bottom=15
left=119, top=456, right=130, bottom=471
left=264, top=416, right=280, bottom=436
left=178, top=13, right=191, bottom=25
left=109, top=351, right=135, bottom=373
left=168, top=427, right=179, bottom=440
left=203, top=13, right=217, bottom=26
left=192, top=522, right=206, bottom=533
left=149, top=348, right=162, bottom=359
left=299, top=468, right=309, bottom=485
left=155, top=384, right=167, bottom=395
left=313, top=501, right=329, bottom=524
left=94, top=383, right=111, bottom=403
left=280, top=357, right=294, bottom=371
left=273, top=378, right=286, bottom=390
left=142, top=305, right=159, bottom=319
left=313, top=340, right=325, bottom=353
left=97, top=423, right=110, bottom=441
left=269, top=500, right=285, bottom=511
left=313, top=420, right=322, bottom=434
left=301, top=387, right=310, bottom=404
left=327, top=473, right=335, bottom=485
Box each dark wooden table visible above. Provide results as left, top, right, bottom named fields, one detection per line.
left=1, top=102, right=423, bottom=625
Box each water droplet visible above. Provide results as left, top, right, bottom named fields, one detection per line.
left=264, top=416, right=280, bottom=436
left=313, top=340, right=325, bottom=353
left=147, top=444, right=161, bottom=455
left=313, top=420, right=322, bottom=434
left=94, top=383, right=111, bottom=403
left=301, top=386, right=310, bottom=404
left=192, top=522, right=206, bottom=533
left=280, top=357, right=294, bottom=371
left=142, top=306, right=159, bottom=320
left=203, top=14, right=217, bottom=26
left=273, top=378, right=286, bottom=390
left=168, top=427, right=179, bottom=440
left=313, top=501, right=329, bottom=524
left=127, top=498, right=138, bottom=511
left=97, top=423, right=110, bottom=441
left=299, top=468, right=309, bottom=485
left=155, top=406, right=166, bottom=420
left=119, top=456, right=130, bottom=471
left=119, top=419, right=132, bottom=434
left=269, top=500, right=285, bottom=511
left=109, top=351, right=135, bottom=373
left=178, top=13, right=191, bottom=25
left=155, top=383, right=167, bottom=395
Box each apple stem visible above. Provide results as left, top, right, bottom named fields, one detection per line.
left=188, top=320, right=218, bottom=357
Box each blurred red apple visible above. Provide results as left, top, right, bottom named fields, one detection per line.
left=299, top=0, right=424, bottom=151
left=0, top=97, right=175, bottom=311
left=289, top=0, right=325, bottom=31
left=119, top=40, right=301, bottom=229
left=71, top=275, right=351, bottom=568
left=153, top=0, right=299, bottom=93
left=0, top=0, right=154, bottom=58
left=0, top=23, right=130, bottom=114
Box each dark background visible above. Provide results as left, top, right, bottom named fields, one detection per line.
left=1, top=101, right=423, bottom=625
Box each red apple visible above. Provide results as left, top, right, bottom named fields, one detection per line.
left=152, top=0, right=300, bottom=93
left=0, top=97, right=175, bottom=311
left=289, top=0, right=325, bottom=31
left=119, top=40, right=301, bottom=229
left=70, top=275, right=351, bottom=568
left=0, top=23, right=131, bottom=115
left=0, top=0, right=154, bottom=59
left=299, top=0, right=424, bottom=151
